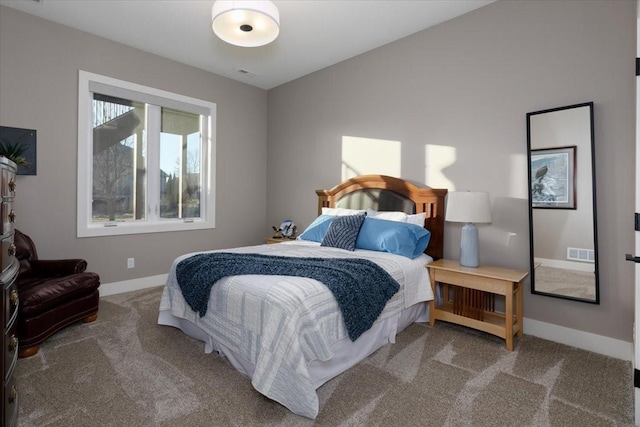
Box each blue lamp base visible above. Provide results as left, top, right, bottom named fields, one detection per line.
left=459, top=222, right=479, bottom=268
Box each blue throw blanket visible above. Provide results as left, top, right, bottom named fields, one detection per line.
left=176, top=252, right=400, bottom=341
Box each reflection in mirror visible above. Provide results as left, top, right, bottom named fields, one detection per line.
left=526, top=102, right=599, bottom=303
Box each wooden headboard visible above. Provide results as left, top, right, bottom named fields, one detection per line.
left=316, top=175, right=447, bottom=260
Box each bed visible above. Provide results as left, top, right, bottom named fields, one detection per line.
left=157, top=175, right=447, bottom=419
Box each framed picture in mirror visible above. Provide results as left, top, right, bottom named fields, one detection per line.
left=530, top=145, right=576, bottom=209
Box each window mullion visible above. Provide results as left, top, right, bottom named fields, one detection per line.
left=147, top=104, right=161, bottom=221
left=200, top=115, right=209, bottom=220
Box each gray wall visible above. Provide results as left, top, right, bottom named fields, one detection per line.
left=0, top=1, right=635, bottom=343
left=0, top=7, right=268, bottom=284
left=267, top=1, right=636, bottom=341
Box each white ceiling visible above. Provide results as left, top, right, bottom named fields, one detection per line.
left=0, top=0, right=494, bottom=90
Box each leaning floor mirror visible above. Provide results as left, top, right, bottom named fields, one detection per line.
left=526, top=102, right=599, bottom=303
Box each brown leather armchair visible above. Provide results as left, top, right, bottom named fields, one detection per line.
left=14, top=229, right=100, bottom=358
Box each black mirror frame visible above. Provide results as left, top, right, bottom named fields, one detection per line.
left=526, top=102, right=599, bottom=304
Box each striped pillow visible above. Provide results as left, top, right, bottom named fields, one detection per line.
left=321, top=214, right=365, bottom=251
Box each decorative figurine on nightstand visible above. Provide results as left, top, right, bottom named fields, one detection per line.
left=272, top=219, right=296, bottom=239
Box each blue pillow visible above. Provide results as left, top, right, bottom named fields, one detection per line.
left=297, top=215, right=335, bottom=242
left=355, top=217, right=431, bottom=259
left=321, top=214, right=365, bottom=251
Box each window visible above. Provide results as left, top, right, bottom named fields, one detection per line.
left=77, top=71, right=216, bottom=237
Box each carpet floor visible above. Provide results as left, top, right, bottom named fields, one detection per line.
left=15, top=286, right=633, bottom=426
left=534, top=266, right=596, bottom=300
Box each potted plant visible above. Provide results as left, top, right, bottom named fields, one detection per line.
left=0, top=138, right=28, bottom=166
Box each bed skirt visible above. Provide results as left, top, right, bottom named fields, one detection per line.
left=158, top=301, right=429, bottom=391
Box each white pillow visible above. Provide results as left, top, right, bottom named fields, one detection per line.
left=365, top=209, right=408, bottom=222
left=406, top=212, right=426, bottom=226
left=321, top=207, right=366, bottom=216
left=365, top=209, right=426, bottom=226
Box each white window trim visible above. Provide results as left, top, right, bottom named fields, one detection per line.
left=77, top=70, right=216, bottom=237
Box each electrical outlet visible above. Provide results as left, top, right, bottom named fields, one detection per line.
left=127, top=258, right=135, bottom=269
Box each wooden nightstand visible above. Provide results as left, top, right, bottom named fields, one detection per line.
left=427, top=259, right=528, bottom=351
left=265, top=236, right=297, bottom=244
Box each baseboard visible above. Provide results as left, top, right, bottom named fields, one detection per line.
left=99, top=274, right=167, bottom=297
left=534, top=257, right=594, bottom=272
left=524, top=317, right=633, bottom=362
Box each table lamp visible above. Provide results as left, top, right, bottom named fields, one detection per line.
left=445, top=191, right=492, bottom=268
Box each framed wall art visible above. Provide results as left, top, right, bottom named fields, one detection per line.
left=530, top=145, right=576, bottom=209
left=0, top=125, right=37, bottom=175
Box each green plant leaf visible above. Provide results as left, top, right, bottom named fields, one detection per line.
left=0, top=138, right=29, bottom=165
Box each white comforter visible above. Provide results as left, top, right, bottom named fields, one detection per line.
left=158, top=240, right=433, bottom=418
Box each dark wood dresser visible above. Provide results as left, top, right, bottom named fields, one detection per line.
left=0, top=157, right=18, bottom=427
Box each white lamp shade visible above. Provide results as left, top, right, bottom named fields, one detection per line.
left=212, top=0, right=280, bottom=47
left=445, top=191, right=492, bottom=224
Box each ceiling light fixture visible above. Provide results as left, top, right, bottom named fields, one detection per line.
left=211, top=0, right=280, bottom=48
